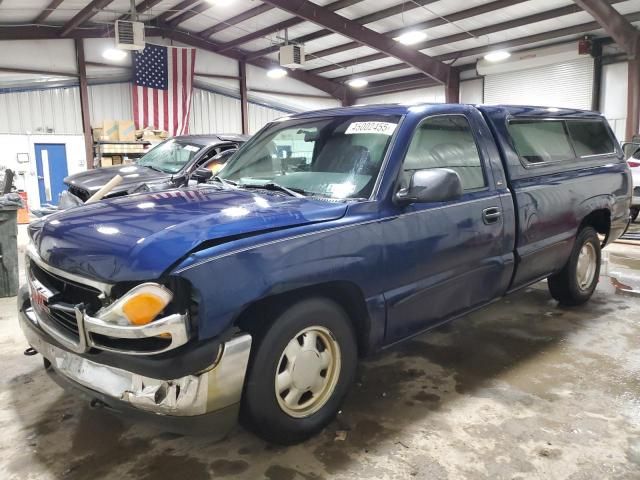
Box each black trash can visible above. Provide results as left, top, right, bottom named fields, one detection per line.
left=0, top=206, right=19, bottom=297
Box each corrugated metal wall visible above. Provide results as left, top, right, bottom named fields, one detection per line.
left=0, top=86, right=82, bottom=134
left=88, top=82, right=132, bottom=125
left=248, top=102, right=288, bottom=134
left=484, top=57, right=594, bottom=110
left=189, top=87, right=289, bottom=135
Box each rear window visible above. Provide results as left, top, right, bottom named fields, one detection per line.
left=508, top=118, right=616, bottom=165
left=508, top=120, right=574, bottom=163
left=566, top=120, right=615, bottom=157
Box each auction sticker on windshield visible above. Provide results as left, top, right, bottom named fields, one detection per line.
left=345, top=122, right=397, bottom=135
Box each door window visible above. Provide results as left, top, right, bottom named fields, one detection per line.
left=403, top=115, right=486, bottom=190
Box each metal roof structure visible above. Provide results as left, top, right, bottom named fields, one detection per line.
left=1, top=0, right=639, bottom=101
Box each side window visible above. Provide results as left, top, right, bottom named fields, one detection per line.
left=403, top=115, right=486, bottom=191
left=566, top=120, right=615, bottom=157
left=508, top=120, right=574, bottom=164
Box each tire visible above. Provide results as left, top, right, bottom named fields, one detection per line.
left=241, top=297, right=358, bottom=445
left=631, top=207, right=639, bottom=223
left=548, top=226, right=601, bottom=306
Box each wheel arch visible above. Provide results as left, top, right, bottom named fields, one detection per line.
left=232, top=281, right=373, bottom=358
left=579, top=208, right=611, bottom=245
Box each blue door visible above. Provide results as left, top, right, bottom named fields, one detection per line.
left=34, top=144, right=68, bottom=206
left=382, top=112, right=513, bottom=342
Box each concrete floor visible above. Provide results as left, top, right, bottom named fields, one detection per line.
left=1, top=229, right=640, bottom=479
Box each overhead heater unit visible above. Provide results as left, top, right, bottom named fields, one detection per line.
left=115, top=20, right=146, bottom=51
left=280, top=44, right=305, bottom=69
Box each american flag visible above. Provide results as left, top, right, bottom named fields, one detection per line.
left=133, top=44, right=196, bottom=136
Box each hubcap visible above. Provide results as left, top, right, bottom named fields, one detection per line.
left=576, top=242, right=597, bottom=290
left=275, top=326, right=341, bottom=418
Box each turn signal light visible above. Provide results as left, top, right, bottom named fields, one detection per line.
left=98, top=283, right=172, bottom=326
left=628, top=161, right=640, bottom=168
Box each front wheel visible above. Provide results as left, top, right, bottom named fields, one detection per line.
left=548, top=226, right=601, bottom=306
left=630, top=207, right=639, bottom=223
left=241, top=297, right=357, bottom=444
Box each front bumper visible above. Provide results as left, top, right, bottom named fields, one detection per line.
left=19, top=305, right=252, bottom=435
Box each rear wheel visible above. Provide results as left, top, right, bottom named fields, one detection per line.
left=548, top=226, right=601, bottom=306
left=241, top=297, right=357, bottom=444
left=630, top=207, right=639, bottom=223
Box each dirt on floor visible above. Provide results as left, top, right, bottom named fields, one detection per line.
left=0, top=235, right=639, bottom=479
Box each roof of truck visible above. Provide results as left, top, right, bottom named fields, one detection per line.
left=282, top=103, right=604, bottom=120
left=171, top=134, right=250, bottom=145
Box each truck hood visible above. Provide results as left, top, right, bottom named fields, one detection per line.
left=64, top=164, right=170, bottom=196
left=30, top=187, right=348, bottom=283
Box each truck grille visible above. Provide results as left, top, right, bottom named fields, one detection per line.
left=28, top=260, right=103, bottom=341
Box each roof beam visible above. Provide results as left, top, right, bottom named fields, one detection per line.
left=573, top=0, right=640, bottom=57
left=34, top=0, right=64, bottom=24
left=119, top=0, right=165, bottom=20
left=152, top=0, right=200, bottom=24
left=309, top=0, right=530, bottom=61
left=168, top=1, right=212, bottom=26
left=155, top=27, right=347, bottom=99
left=199, top=4, right=274, bottom=38
left=260, top=0, right=453, bottom=84
left=60, top=0, right=115, bottom=37
left=309, top=0, right=625, bottom=75
left=246, top=0, right=442, bottom=60
left=216, top=0, right=364, bottom=51
left=336, top=11, right=640, bottom=82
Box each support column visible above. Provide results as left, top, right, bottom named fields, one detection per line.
left=445, top=69, right=460, bottom=104
left=342, top=90, right=355, bottom=107
left=239, top=61, right=249, bottom=135
left=75, top=38, right=93, bottom=169
left=626, top=57, right=640, bottom=141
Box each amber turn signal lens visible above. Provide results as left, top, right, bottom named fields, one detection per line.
left=122, top=293, right=167, bottom=325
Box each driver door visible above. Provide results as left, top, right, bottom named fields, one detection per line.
left=382, top=114, right=509, bottom=342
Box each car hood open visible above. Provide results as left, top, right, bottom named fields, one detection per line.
left=30, top=187, right=348, bottom=283
left=64, top=164, right=171, bottom=197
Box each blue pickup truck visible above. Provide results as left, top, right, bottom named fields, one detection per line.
left=18, top=104, right=631, bottom=444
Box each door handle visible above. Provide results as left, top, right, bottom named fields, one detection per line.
left=482, top=207, right=502, bottom=225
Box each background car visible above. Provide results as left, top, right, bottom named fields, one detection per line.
left=628, top=155, right=640, bottom=222
left=64, top=134, right=248, bottom=202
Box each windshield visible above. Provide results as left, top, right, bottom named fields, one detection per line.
left=137, top=139, right=203, bottom=174
left=219, top=115, right=400, bottom=199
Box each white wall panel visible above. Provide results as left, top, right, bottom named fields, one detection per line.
left=600, top=62, right=628, bottom=140
left=460, top=79, right=484, bottom=104
left=88, top=82, right=133, bottom=125
left=248, top=103, right=288, bottom=134
left=189, top=88, right=243, bottom=134
left=484, top=57, right=594, bottom=110
left=0, top=87, right=82, bottom=134
left=355, top=85, right=445, bottom=105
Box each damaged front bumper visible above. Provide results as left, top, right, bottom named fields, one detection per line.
left=19, top=301, right=252, bottom=436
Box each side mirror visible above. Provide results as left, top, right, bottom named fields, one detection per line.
left=395, top=168, right=463, bottom=205
left=191, top=167, right=213, bottom=183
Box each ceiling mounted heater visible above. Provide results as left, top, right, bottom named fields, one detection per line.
left=115, top=20, right=146, bottom=51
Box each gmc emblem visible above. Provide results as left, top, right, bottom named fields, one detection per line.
left=28, top=276, right=53, bottom=314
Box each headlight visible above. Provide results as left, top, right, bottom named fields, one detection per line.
left=99, top=283, right=173, bottom=326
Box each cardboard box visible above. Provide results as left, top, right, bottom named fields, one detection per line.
left=100, top=157, right=113, bottom=167
left=92, top=127, right=103, bottom=142
left=112, top=155, right=123, bottom=165
left=102, top=120, right=119, bottom=141
left=118, top=120, right=136, bottom=142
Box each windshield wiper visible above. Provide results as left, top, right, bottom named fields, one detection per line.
left=142, top=164, right=166, bottom=173
left=212, top=176, right=237, bottom=189
left=241, top=182, right=307, bottom=198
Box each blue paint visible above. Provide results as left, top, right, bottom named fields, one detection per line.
left=34, top=144, right=68, bottom=206
left=28, top=103, right=632, bottom=354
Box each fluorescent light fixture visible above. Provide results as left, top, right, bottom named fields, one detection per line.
left=484, top=50, right=511, bottom=62
left=347, top=78, right=368, bottom=88
left=102, top=48, right=127, bottom=61
left=267, top=67, right=288, bottom=79
left=394, top=30, right=427, bottom=46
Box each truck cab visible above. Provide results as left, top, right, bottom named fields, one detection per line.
left=18, top=103, right=631, bottom=444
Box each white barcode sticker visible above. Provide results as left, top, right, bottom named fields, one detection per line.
left=345, top=122, right=397, bottom=135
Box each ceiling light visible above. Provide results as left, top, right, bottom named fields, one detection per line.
left=393, top=31, right=427, bottom=46
left=102, top=48, right=127, bottom=61
left=267, top=67, right=287, bottom=79
left=347, top=78, right=368, bottom=88
left=484, top=50, right=511, bottom=62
